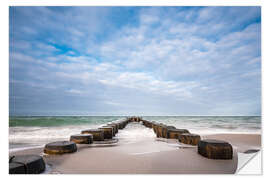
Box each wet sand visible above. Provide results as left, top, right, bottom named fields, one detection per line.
left=9, top=123, right=261, bottom=174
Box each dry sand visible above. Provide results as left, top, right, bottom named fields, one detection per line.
left=9, top=123, right=261, bottom=174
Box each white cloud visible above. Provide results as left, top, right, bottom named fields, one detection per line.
left=140, top=14, right=159, bottom=24
left=66, top=89, right=83, bottom=94
left=35, top=43, right=59, bottom=52
left=9, top=7, right=261, bottom=115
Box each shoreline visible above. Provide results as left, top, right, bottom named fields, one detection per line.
left=9, top=130, right=261, bottom=151
left=9, top=132, right=261, bottom=150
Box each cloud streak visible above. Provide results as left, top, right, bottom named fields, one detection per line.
left=9, top=7, right=261, bottom=115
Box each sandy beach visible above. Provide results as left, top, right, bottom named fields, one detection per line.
left=9, top=122, right=261, bottom=174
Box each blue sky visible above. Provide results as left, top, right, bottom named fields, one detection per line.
left=9, top=6, right=261, bottom=116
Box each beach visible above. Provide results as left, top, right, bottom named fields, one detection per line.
left=9, top=121, right=261, bottom=174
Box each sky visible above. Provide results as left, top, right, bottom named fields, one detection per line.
left=9, top=6, right=261, bottom=116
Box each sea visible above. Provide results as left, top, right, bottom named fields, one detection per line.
left=9, top=116, right=261, bottom=151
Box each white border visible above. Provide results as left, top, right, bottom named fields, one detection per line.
left=2, top=0, right=269, bottom=180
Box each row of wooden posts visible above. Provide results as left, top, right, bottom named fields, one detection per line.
left=9, top=116, right=233, bottom=174
left=43, top=118, right=130, bottom=155
left=139, top=117, right=233, bottom=160
left=127, top=116, right=201, bottom=145
left=43, top=116, right=233, bottom=160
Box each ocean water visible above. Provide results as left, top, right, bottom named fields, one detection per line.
left=9, top=116, right=261, bottom=150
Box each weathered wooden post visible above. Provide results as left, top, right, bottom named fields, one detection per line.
left=197, top=139, right=233, bottom=159
left=44, top=141, right=77, bottom=155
